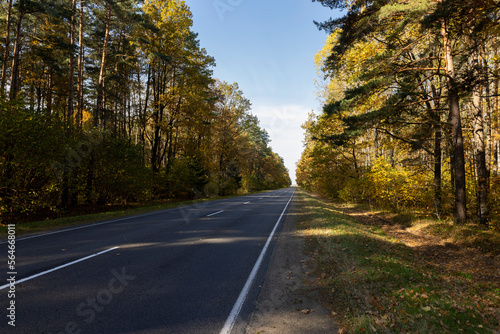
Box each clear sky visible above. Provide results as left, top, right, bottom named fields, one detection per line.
left=184, top=0, right=342, bottom=183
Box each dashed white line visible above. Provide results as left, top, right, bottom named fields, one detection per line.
left=206, top=210, right=224, bottom=217
left=0, top=247, right=119, bottom=290
left=0, top=206, right=180, bottom=244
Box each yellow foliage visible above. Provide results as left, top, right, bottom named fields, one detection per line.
left=81, top=110, right=93, bottom=128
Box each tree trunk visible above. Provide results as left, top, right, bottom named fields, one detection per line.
left=46, top=72, right=53, bottom=114
left=1, top=0, right=13, bottom=94
left=434, top=119, right=443, bottom=218
left=67, top=0, right=77, bottom=123
left=493, top=37, right=499, bottom=176
left=139, top=64, right=150, bottom=163
left=441, top=19, right=467, bottom=224
left=95, top=4, right=111, bottom=128
left=9, top=9, right=24, bottom=100
left=427, top=80, right=443, bottom=219
left=471, top=72, right=489, bottom=224
left=150, top=68, right=165, bottom=173
left=484, top=57, right=492, bottom=176
left=470, top=28, right=489, bottom=225
left=62, top=0, right=76, bottom=207
left=76, top=0, right=85, bottom=127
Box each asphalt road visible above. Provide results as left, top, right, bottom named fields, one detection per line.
left=0, top=187, right=295, bottom=334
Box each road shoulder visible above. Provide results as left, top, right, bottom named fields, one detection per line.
left=245, top=198, right=338, bottom=334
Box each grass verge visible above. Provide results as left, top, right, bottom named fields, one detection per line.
left=295, top=188, right=500, bottom=333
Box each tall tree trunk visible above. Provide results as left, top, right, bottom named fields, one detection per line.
left=471, top=68, right=489, bottom=224
left=441, top=19, right=467, bottom=224
left=95, top=4, right=111, bottom=127
left=9, top=9, right=24, bottom=100
left=470, top=28, right=489, bottom=225
left=67, top=0, right=77, bottom=123
left=434, top=117, right=443, bottom=218
left=150, top=68, right=164, bottom=173
left=46, top=71, right=53, bottom=114
left=140, top=64, right=151, bottom=163
left=427, top=81, right=443, bottom=219
left=493, top=37, right=499, bottom=177
left=76, top=0, right=85, bottom=127
left=62, top=0, right=78, bottom=208
left=1, top=0, right=13, bottom=94
left=484, top=57, right=492, bottom=176
left=352, top=144, right=359, bottom=177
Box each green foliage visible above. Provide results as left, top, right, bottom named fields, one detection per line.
left=91, top=135, right=151, bottom=205
left=166, top=156, right=209, bottom=199
left=0, top=98, right=152, bottom=219
left=0, top=98, right=67, bottom=215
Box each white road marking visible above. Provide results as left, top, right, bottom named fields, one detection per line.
left=206, top=210, right=224, bottom=217
left=0, top=207, right=178, bottom=244
left=0, top=191, right=279, bottom=244
left=0, top=247, right=119, bottom=290
left=244, top=201, right=250, bottom=205
left=219, top=190, right=295, bottom=334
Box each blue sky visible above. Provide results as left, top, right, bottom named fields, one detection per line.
left=185, top=0, right=342, bottom=183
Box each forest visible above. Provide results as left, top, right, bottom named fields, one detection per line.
left=0, top=0, right=291, bottom=222
left=297, top=0, right=500, bottom=225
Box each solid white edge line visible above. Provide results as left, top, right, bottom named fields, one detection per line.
left=0, top=246, right=119, bottom=290
left=207, top=210, right=224, bottom=217
left=219, top=189, right=295, bottom=334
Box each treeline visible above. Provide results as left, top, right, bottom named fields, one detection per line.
left=298, top=0, right=499, bottom=224
left=0, top=0, right=290, bottom=218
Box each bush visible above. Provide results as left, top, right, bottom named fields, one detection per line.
left=91, top=135, right=151, bottom=205
left=338, top=158, right=433, bottom=211
left=166, top=156, right=209, bottom=199
left=0, top=99, right=67, bottom=214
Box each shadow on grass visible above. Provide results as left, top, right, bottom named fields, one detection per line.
left=295, top=189, right=499, bottom=334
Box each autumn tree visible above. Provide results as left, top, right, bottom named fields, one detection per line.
left=0, top=0, right=290, bottom=219
left=308, top=0, right=500, bottom=223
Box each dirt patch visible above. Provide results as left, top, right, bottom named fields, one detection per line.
left=335, top=203, right=500, bottom=287
left=245, top=198, right=338, bottom=334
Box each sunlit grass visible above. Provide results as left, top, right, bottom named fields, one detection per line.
left=295, top=188, right=499, bottom=333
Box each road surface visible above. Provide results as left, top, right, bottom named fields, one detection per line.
left=0, top=187, right=295, bottom=334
